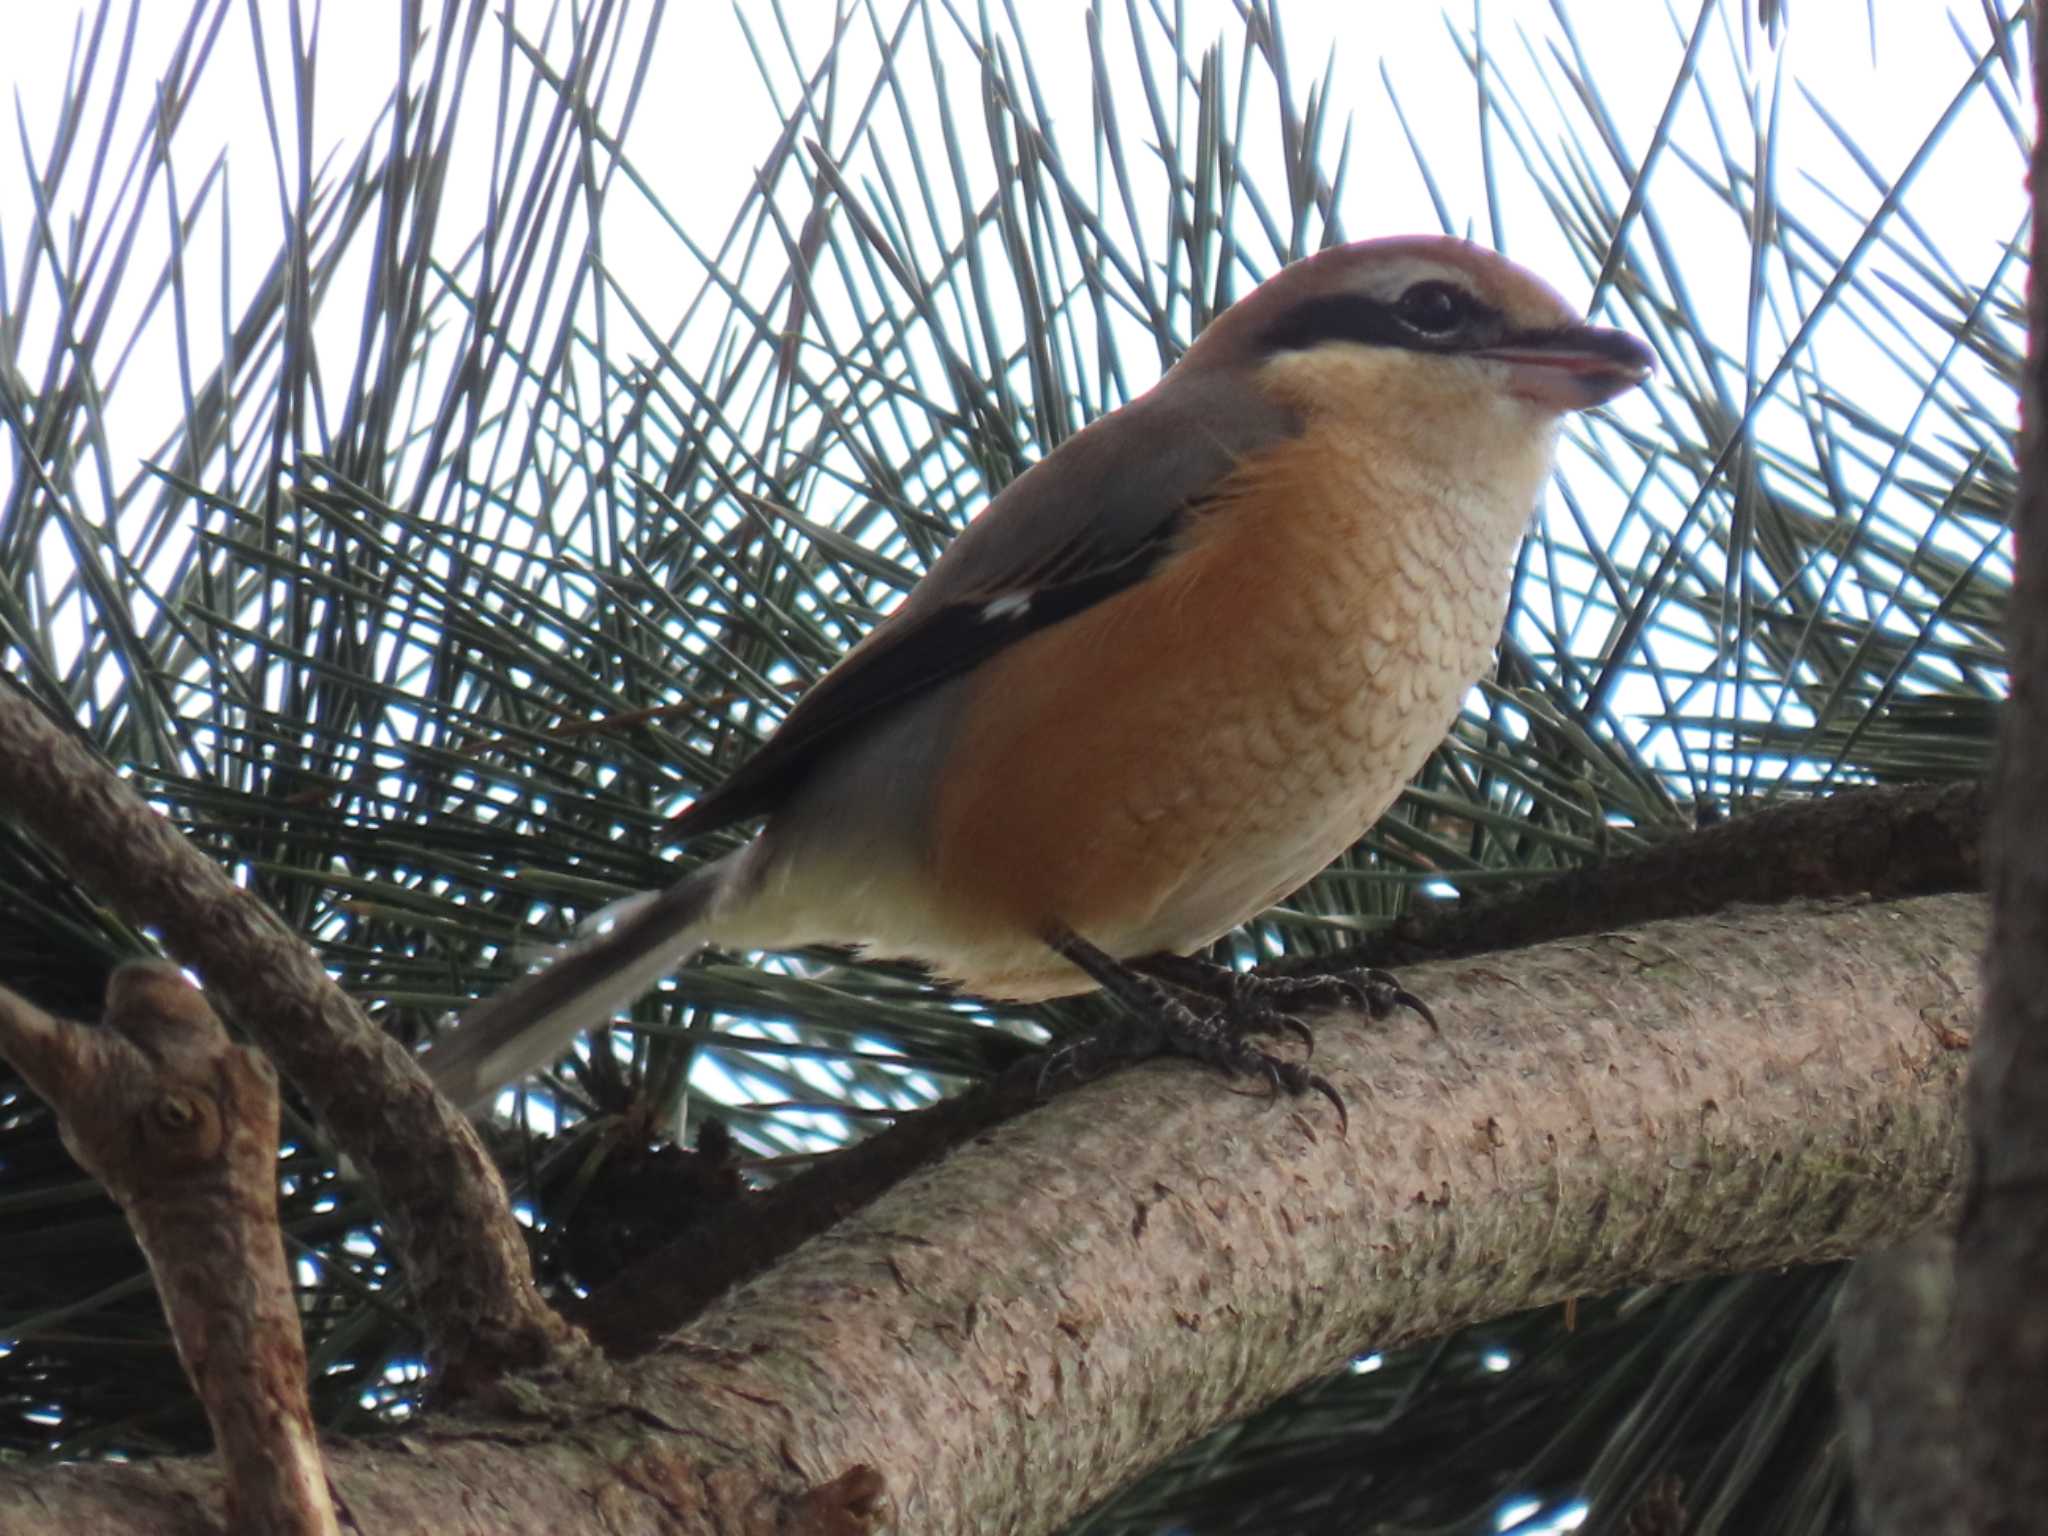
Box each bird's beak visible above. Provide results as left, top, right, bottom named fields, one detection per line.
left=1475, top=323, right=1655, bottom=412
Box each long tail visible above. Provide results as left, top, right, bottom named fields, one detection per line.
left=420, top=863, right=725, bottom=1112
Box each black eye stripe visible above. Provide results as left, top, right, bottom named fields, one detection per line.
left=1258, top=288, right=1507, bottom=356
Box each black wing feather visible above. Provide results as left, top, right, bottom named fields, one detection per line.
left=668, top=526, right=1185, bottom=839
left=665, top=370, right=1301, bottom=844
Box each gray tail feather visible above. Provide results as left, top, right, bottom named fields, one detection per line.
left=421, top=863, right=725, bottom=1112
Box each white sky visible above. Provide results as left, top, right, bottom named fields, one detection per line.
left=0, top=1, right=2023, bottom=886
left=0, top=0, right=2024, bottom=874
left=0, top=2, right=2022, bottom=488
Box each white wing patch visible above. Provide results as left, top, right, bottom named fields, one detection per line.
left=980, top=592, right=1033, bottom=622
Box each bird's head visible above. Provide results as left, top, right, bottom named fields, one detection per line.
left=1182, top=237, right=1652, bottom=478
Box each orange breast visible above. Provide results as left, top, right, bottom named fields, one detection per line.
left=926, top=421, right=1520, bottom=969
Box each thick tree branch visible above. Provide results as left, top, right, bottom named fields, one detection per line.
left=579, top=779, right=1984, bottom=1355
left=1272, top=778, right=1983, bottom=973
left=0, top=684, right=585, bottom=1385
left=0, top=964, right=338, bottom=1535
left=0, top=894, right=1976, bottom=1534
left=1953, top=26, right=2048, bottom=1525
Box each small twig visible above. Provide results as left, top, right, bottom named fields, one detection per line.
left=0, top=964, right=338, bottom=1535
left=0, top=683, right=587, bottom=1387
left=449, top=695, right=749, bottom=758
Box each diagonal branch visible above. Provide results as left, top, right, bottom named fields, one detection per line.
left=0, top=893, right=1977, bottom=1535
left=1270, top=778, right=1985, bottom=974
left=0, top=682, right=587, bottom=1386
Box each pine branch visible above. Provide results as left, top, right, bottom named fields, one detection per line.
left=0, top=893, right=1975, bottom=1533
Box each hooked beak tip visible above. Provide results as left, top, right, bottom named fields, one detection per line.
left=1478, top=323, right=1654, bottom=411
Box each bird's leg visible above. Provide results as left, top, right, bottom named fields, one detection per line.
left=1136, top=951, right=1438, bottom=1040
left=1040, top=925, right=1347, bottom=1132
left=1125, top=952, right=1316, bottom=1050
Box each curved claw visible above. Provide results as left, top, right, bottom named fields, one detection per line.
left=1307, top=1072, right=1348, bottom=1137
left=1261, top=1053, right=1349, bottom=1135
left=1220, top=1054, right=1288, bottom=1106
left=1258, top=1060, right=1288, bottom=1104
left=1252, top=1054, right=1348, bottom=1136
left=1393, top=988, right=1439, bottom=1033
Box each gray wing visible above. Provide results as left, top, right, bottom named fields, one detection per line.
left=669, top=368, right=1300, bottom=839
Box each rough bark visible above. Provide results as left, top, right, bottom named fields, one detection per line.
left=0, top=894, right=1976, bottom=1535
left=0, top=685, right=585, bottom=1386
left=0, top=966, right=339, bottom=1536
left=1836, top=1233, right=1964, bottom=1536
left=1952, top=26, right=2048, bottom=1529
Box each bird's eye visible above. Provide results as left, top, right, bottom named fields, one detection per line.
left=1394, top=281, right=1470, bottom=336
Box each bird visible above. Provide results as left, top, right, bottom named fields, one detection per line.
left=421, top=235, right=1653, bottom=1118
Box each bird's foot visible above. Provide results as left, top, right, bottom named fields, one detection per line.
left=1245, top=956, right=1438, bottom=1034
left=1136, top=950, right=1437, bottom=1035
left=1039, top=927, right=1348, bottom=1133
